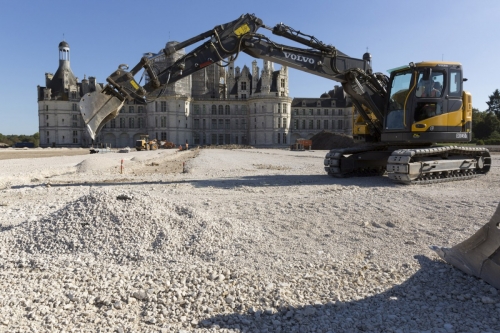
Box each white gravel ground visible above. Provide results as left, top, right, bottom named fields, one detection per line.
left=0, top=148, right=499, bottom=333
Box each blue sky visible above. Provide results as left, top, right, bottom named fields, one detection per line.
left=0, top=0, right=498, bottom=135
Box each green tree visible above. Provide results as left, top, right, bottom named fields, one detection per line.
left=475, top=111, right=500, bottom=139
left=486, top=89, right=500, bottom=117
left=472, top=108, right=486, bottom=139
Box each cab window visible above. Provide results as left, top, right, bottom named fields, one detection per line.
left=449, top=70, right=462, bottom=97
left=416, top=71, right=444, bottom=98
left=386, top=71, right=412, bottom=129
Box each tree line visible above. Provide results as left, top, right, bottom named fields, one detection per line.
left=472, top=89, right=500, bottom=144
left=0, top=133, right=39, bottom=147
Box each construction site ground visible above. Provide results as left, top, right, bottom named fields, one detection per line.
left=0, top=147, right=499, bottom=332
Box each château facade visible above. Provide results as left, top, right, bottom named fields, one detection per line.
left=38, top=41, right=353, bottom=148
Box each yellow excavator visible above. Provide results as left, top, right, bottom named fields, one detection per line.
left=78, top=13, right=498, bottom=288
left=135, top=135, right=158, bottom=151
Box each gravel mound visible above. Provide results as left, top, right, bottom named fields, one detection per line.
left=75, top=156, right=120, bottom=173
left=311, top=131, right=356, bottom=150
left=7, top=188, right=260, bottom=269
left=10, top=189, right=220, bottom=263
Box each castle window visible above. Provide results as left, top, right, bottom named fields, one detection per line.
left=212, top=105, right=217, bottom=115
left=241, top=82, right=247, bottom=90
left=138, top=106, right=144, bottom=113
left=225, top=105, right=230, bottom=115
left=218, top=105, right=224, bottom=115
left=161, top=101, right=167, bottom=112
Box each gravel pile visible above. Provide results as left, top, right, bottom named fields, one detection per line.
left=310, top=131, right=356, bottom=150
left=0, top=148, right=499, bottom=332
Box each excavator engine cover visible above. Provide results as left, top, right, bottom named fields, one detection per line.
left=431, top=201, right=500, bottom=289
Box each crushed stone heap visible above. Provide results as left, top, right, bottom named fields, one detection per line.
left=9, top=189, right=231, bottom=264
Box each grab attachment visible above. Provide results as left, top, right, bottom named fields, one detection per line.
left=431, top=201, right=500, bottom=289
left=80, top=91, right=124, bottom=140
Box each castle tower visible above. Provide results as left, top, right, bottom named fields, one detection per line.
left=44, top=41, right=78, bottom=100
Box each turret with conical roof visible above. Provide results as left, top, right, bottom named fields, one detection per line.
left=45, top=41, right=78, bottom=100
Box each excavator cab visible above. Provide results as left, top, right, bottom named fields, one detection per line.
left=382, top=61, right=471, bottom=144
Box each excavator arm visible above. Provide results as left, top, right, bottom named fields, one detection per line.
left=80, top=13, right=387, bottom=140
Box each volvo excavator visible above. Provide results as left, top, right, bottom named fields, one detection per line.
left=79, top=14, right=499, bottom=289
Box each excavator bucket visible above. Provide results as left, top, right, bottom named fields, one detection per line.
left=79, top=90, right=124, bottom=140
left=431, top=201, right=500, bottom=289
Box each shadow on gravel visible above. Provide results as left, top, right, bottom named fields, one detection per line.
left=11, top=174, right=397, bottom=190
left=200, top=256, right=500, bottom=333
left=189, top=174, right=395, bottom=189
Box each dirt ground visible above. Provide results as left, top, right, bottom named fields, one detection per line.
left=0, top=148, right=89, bottom=160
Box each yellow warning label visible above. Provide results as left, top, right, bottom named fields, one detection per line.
left=234, top=24, right=250, bottom=36
left=130, top=80, right=139, bottom=90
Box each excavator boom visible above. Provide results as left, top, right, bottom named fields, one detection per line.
left=79, top=13, right=385, bottom=140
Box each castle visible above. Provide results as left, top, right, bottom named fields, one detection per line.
left=38, top=41, right=353, bottom=148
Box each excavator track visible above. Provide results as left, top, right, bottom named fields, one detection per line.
left=324, top=145, right=491, bottom=184
left=387, top=146, right=491, bottom=184
left=324, top=144, right=392, bottom=178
